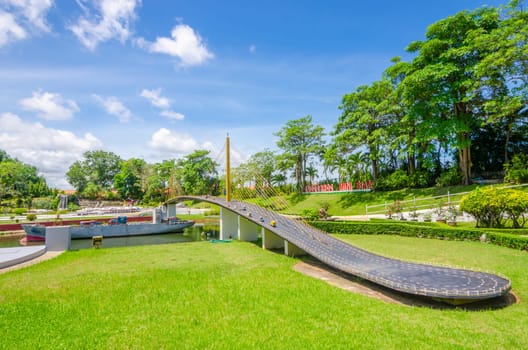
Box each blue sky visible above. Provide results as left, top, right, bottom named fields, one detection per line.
left=0, top=0, right=507, bottom=188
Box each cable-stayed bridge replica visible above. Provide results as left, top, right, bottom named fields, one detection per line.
left=166, top=136, right=511, bottom=304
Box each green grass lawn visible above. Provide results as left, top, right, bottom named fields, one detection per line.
left=1, top=236, right=527, bottom=349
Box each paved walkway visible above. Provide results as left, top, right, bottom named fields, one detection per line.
left=175, top=196, right=511, bottom=302
left=0, top=245, right=65, bottom=274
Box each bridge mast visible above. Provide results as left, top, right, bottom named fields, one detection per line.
left=226, top=133, right=231, bottom=202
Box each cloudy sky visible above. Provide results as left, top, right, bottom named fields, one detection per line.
left=0, top=0, right=505, bottom=188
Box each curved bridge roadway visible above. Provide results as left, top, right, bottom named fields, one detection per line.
left=173, top=196, right=511, bottom=302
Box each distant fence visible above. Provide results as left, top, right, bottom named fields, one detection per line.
left=365, top=183, right=528, bottom=218
left=304, top=181, right=373, bottom=193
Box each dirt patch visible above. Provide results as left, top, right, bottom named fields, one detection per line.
left=294, top=258, right=518, bottom=310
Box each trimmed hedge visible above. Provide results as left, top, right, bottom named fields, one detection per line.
left=311, top=221, right=528, bottom=251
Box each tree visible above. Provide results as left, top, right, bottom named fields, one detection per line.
left=247, top=149, right=276, bottom=187
left=114, top=158, right=146, bottom=200
left=66, top=150, right=123, bottom=194
left=0, top=152, right=48, bottom=207
left=333, top=80, right=394, bottom=181
left=175, top=150, right=219, bottom=195
left=471, top=1, right=528, bottom=164
left=275, top=115, right=325, bottom=193
left=400, top=7, right=502, bottom=185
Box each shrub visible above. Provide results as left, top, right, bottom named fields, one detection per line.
left=310, top=221, right=528, bottom=251
left=408, top=171, right=431, bottom=188
left=459, top=187, right=528, bottom=228
left=374, top=170, right=409, bottom=191
left=504, top=153, right=528, bottom=184
left=26, top=213, right=37, bottom=221
left=435, top=167, right=462, bottom=187
left=301, top=209, right=319, bottom=221
left=12, top=208, right=26, bottom=215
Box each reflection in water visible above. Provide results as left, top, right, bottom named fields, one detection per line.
left=70, top=224, right=219, bottom=250
left=0, top=223, right=219, bottom=249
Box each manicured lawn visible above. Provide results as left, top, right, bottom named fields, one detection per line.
left=1, top=237, right=527, bottom=349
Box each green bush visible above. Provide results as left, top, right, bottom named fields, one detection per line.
left=374, top=170, right=409, bottom=191
left=435, top=167, right=462, bottom=187
left=408, top=171, right=431, bottom=188
left=459, top=187, right=528, bottom=228
left=310, top=220, right=528, bottom=251
left=301, top=208, right=319, bottom=221
left=26, top=213, right=37, bottom=221
left=12, top=208, right=26, bottom=215
left=504, top=153, right=528, bottom=184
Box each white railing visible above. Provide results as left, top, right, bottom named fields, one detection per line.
left=365, top=183, right=528, bottom=218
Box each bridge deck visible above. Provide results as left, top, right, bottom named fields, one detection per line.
left=175, top=196, right=511, bottom=301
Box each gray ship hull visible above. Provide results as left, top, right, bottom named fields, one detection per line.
left=70, top=221, right=194, bottom=239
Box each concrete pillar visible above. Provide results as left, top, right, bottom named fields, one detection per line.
left=46, top=226, right=71, bottom=251
left=167, top=203, right=177, bottom=218
left=262, top=228, right=284, bottom=250
left=284, top=240, right=307, bottom=257
left=220, top=207, right=238, bottom=240
left=238, top=216, right=260, bottom=242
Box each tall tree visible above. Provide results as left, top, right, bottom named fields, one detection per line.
left=400, top=7, right=502, bottom=184
left=114, top=158, right=146, bottom=200
left=275, top=115, right=325, bottom=193
left=333, top=80, right=394, bottom=181
left=471, top=0, right=528, bottom=163
left=66, top=150, right=123, bottom=194
left=0, top=152, right=48, bottom=207
left=175, top=150, right=219, bottom=195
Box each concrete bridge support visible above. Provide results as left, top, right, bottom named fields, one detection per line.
left=220, top=207, right=239, bottom=240
left=285, top=241, right=307, bottom=257
left=238, top=216, right=260, bottom=242
left=166, top=203, right=177, bottom=218
left=45, top=226, right=71, bottom=251
left=261, top=228, right=284, bottom=250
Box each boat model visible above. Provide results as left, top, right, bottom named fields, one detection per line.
left=22, top=215, right=194, bottom=241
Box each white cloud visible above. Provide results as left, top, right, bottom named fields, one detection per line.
left=139, top=88, right=170, bottom=109
left=160, top=110, right=184, bottom=120
left=145, top=23, right=214, bottom=67
left=68, top=0, right=140, bottom=50
left=0, top=0, right=53, bottom=46
left=140, top=87, right=185, bottom=121
left=5, top=0, right=53, bottom=31
left=0, top=11, right=26, bottom=46
left=93, top=94, right=132, bottom=123
left=0, top=113, right=102, bottom=188
left=249, top=44, right=256, bottom=54
left=19, top=91, right=80, bottom=120
left=148, top=128, right=198, bottom=154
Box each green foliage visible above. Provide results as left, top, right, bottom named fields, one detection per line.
left=300, top=208, right=319, bottom=221
left=435, top=167, right=462, bottom=187
left=504, top=153, right=528, bottom=184
left=0, top=151, right=50, bottom=208
left=31, top=197, right=55, bottom=210
left=26, top=213, right=37, bottom=221
left=311, top=220, right=528, bottom=251
left=176, top=150, right=219, bottom=196
left=12, top=208, right=26, bottom=215
left=66, top=150, right=122, bottom=194
left=275, top=115, right=325, bottom=193
left=459, top=187, right=528, bottom=228
left=333, top=80, right=395, bottom=181
left=374, top=170, right=409, bottom=191
left=408, top=171, right=431, bottom=188
left=113, top=158, right=146, bottom=200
